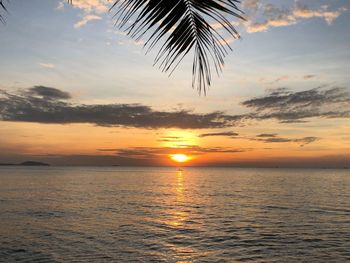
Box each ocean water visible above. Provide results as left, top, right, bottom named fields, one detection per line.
left=0, top=167, right=349, bottom=262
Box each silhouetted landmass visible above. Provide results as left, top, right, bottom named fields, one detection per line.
left=20, top=161, right=50, bottom=166
left=0, top=161, right=50, bottom=166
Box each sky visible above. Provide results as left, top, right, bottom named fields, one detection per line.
left=0, top=0, right=350, bottom=167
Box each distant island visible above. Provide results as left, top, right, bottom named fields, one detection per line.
left=0, top=161, right=50, bottom=166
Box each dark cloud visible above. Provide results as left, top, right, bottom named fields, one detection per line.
left=242, top=87, right=350, bottom=123
left=1, top=86, right=349, bottom=129
left=0, top=87, right=242, bottom=129
left=99, top=146, right=246, bottom=160
left=228, top=133, right=319, bottom=147
left=263, top=136, right=318, bottom=146
left=157, top=136, right=183, bottom=142
left=28, top=86, right=71, bottom=100
left=254, top=135, right=319, bottom=147
left=262, top=138, right=293, bottom=143
left=256, top=133, right=277, bottom=138
left=199, top=131, right=239, bottom=138
left=161, top=136, right=181, bottom=139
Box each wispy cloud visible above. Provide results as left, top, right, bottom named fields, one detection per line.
left=157, top=136, right=182, bottom=142
left=39, top=63, right=56, bottom=69
left=274, top=75, right=289, bottom=83
left=199, top=131, right=239, bottom=138
left=244, top=2, right=347, bottom=33
left=98, top=146, right=246, bottom=160
left=225, top=133, right=319, bottom=147
left=303, top=74, right=316, bottom=80
left=207, top=1, right=346, bottom=40
left=56, top=2, right=65, bottom=11
left=57, top=0, right=108, bottom=28
left=60, top=0, right=108, bottom=14
left=293, top=4, right=347, bottom=25
left=253, top=134, right=319, bottom=147
left=74, top=14, right=102, bottom=28
left=242, top=0, right=260, bottom=14
left=256, top=133, right=278, bottom=138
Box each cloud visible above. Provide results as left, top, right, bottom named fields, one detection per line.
left=274, top=76, right=289, bottom=82
left=27, top=86, right=71, bottom=100
left=0, top=86, right=242, bottom=129
left=231, top=133, right=319, bottom=147
left=256, top=133, right=278, bottom=138
left=293, top=5, right=347, bottom=25
left=39, top=63, right=55, bottom=69
left=157, top=136, right=183, bottom=142
left=244, top=2, right=346, bottom=33
left=256, top=135, right=319, bottom=147
left=304, top=74, right=316, bottom=80
left=219, top=36, right=238, bottom=46
left=242, top=87, right=350, bottom=123
left=58, top=1, right=346, bottom=35
left=199, top=131, right=239, bottom=138
left=99, top=146, right=246, bottom=160
left=70, top=0, right=109, bottom=14
left=56, top=2, right=65, bottom=11
left=74, top=14, right=102, bottom=28
left=242, top=0, right=260, bottom=13
left=1, top=86, right=349, bottom=129
left=57, top=0, right=107, bottom=28
left=246, top=14, right=296, bottom=33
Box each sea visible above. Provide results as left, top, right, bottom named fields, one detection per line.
left=0, top=166, right=349, bottom=262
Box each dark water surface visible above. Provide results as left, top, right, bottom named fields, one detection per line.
left=0, top=167, right=349, bottom=262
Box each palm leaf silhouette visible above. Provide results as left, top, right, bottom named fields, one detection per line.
left=0, top=0, right=8, bottom=24
left=1, top=0, right=243, bottom=94
left=110, top=0, right=243, bottom=94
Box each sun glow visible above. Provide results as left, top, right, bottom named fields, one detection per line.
left=170, top=154, right=190, bottom=163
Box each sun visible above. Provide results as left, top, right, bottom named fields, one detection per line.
left=170, top=154, right=190, bottom=163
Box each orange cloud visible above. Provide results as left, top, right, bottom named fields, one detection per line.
left=245, top=3, right=346, bottom=33
left=68, top=0, right=108, bottom=14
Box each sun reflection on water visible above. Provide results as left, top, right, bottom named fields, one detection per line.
left=164, top=170, right=198, bottom=259
left=168, top=170, right=187, bottom=227
left=176, top=170, right=184, bottom=194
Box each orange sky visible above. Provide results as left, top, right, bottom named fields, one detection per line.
left=1, top=120, right=349, bottom=167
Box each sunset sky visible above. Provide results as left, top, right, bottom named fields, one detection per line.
left=0, top=0, right=350, bottom=167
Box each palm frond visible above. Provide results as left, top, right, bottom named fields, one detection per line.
left=0, top=0, right=8, bottom=24
left=110, top=0, right=244, bottom=94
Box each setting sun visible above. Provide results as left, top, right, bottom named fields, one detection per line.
left=170, top=154, right=190, bottom=163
